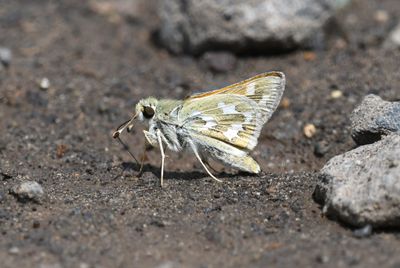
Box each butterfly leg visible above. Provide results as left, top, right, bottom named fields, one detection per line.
left=143, top=130, right=158, bottom=147
left=189, top=142, right=222, bottom=183
left=143, top=130, right=165, bottom=187
left=156, top=129, right=165, bottom=188
left=137, top=146, right=146, bottom=175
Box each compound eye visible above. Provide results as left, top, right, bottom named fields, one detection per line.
left=143, top=106, right=155, bottom=119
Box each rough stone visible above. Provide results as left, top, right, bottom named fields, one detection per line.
left=157, top=0, right=350, bottom=54
left=350, top=94, right=400, bottom=145
left=10, top=180, right=44, bottom=203
left=314, top=134, right=400, bottom=227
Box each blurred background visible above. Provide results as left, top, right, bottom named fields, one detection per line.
left=0, top=0, right=399, bottom=267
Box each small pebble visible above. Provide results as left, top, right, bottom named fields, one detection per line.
left=353, top=224, right=372, bottom=238
left=374, top=10, right=389, bottom=24
left=10, top=180, right=44, bottom=203
left=40, top=263, right=63, bottom=268
left=79, top=262, right=90, bottom=268
left=150, top=218, right=166, bottom=228
left=334, top=38, right=347, bottom=49
left=9, top=246, right=20, bottom=255
left=155, top=261, right=177, bottom=268
left=303, top=124, right=317, bottom=138
left=56, top=144, right=68, bottom=158
left=280, top=97, right=290, bottom=109
left=33, top=220, right=40, bottom=228
left=0, top=190, right=5, bottom=202
left=39, top=78, right=50, bottom=90
left=316, top=254, right=329, bottom=264
left=385, top=23, right=400, bottom=48
left=0, top=47, right=12, bottom=67
left=330, top=90, right=343, bottom=99
left=303, top=51, right=316, bottom=61
left=314, top=141, right=331, bottom=157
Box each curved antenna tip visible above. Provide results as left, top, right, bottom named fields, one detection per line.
left=112, top=114, right=137, bottom=138
left=112, top=131, right=120, bottom=139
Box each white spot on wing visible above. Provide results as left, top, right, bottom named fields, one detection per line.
left=247, top=83, right=256, bottom=95
left=191, top=111, right=202, bottom=117
left=204, top=121, right=217, bottom=128
left=218, top=102, right=238, bottom=114
left=243, top=111, right=253, bottom=123
left=259, top=96, right=268, bottom=107
left=224, top=123, right=244, bottom=140
left=200, top=115, right=217, bottom=129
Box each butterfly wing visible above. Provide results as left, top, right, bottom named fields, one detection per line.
left=187, top=72, right=285, bottom=124
left=179, top=72, right=285, bottom=151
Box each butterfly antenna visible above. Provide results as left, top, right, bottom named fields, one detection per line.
left=115, top=135, right=140, bottom=166
left=113, top=114, right=140, bottom=165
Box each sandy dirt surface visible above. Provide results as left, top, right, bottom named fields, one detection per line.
left=1, top=0, right=400, bottom=267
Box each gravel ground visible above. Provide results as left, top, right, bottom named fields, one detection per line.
left=0, top=0, right=400, bottom=267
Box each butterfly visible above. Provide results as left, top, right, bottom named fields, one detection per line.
left=113, top=72, right=286, bottom=187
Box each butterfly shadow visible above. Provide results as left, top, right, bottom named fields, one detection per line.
left=115, top=161, right=242, bottom=183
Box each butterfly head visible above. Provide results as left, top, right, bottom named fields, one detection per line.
left=135, top=97, right=158, bottom=121
left=113, top=97, right=158, bottom=139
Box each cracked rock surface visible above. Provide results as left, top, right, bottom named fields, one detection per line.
left=351, top=94, right=400, bottom=145
left=315, top=134, right=400, bottom=227
left=157, top=0, right=350, bottom=54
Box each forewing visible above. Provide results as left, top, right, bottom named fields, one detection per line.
left=179, top=72, right=285, bottom=151
left=187, top=71, right=285, bottom=124
left=180, top=94, right=262, bottom=151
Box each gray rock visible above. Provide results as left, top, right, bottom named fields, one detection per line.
left=314, top=134, right=400, bottom=227
left=350, top=94, right=400, bottom=145
left=10, top=180, right=44, bottom=203
left=157, top=0, right=350, bottom=54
